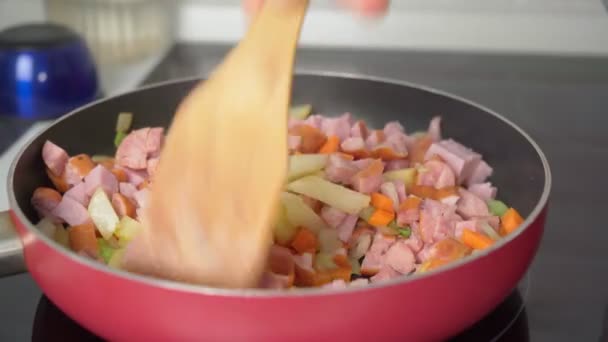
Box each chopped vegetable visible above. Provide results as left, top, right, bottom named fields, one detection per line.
left=350, top=257, right=361, bottom=275
left=371, top=192, right=394, bottom=212
left=379, top=182, right=399, bottom=211
left=107, top=248, right=125, bottom=269
left=397, top=226, right=412, bottom=238
left=318, top=135, right=340, bottom=154
left=368, top=209, right=395, bottom=227
left=399, top=196, right=422, bottom=211
left=115, top=216, right=142, bottom=247
left=488, top=199, right=509, bottom=217
left=461, top=228, right=494, bottom=250
left=53, top=226, right=70, bottom=248
left=314, top=252, right=338, bottom=272
left=287, top=175, right=371, bottom=215
left=289, top=104, right=312, bottom=120
left=318, top=229, right=342, bottom=253
left=500, top=208, right=524, bottom=236
left=273, top=204, right=298, bottom=245
left=115, top=112, right=133, bottom=133
left=88, top=187, right=120, bottom=240
left=98, top=238, right=115, bottom=263
left=35, top=217, right=58, bottom=238
left=287, top=154, right=328, bottom=181
left=480, top=222, right=500, bottom=240
left=358, top=206, right=375, bottom=221
left=114, top=131, right=127, bottom=148
left=291, top=228, right=318, bottom=254
left=382, top=168, right=417, bottom=189
left=281, top=192, right=328, bottom=233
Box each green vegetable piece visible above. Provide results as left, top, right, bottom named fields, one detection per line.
left=289, top=104, right=312, bottom=120
left=108, top=248, right=125, bottom=269
left=115, top=112, right=133, bottom=133
left=98, top=238, right=115, bottom=264
left=53, top=226, right=70, bottom=248
left=115, top=216, right=142, bottom=247
left=350, top=257, right=361, bottom=275
left=114, top=131, right=127, bottom=148
left=487, top=199, right=509, bottom=217
left=398, top=227, right=412, bottom=238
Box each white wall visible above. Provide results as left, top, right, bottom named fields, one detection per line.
left=177, top=0, right=608, bottom=56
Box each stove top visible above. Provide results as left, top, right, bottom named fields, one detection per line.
left=1, top=44, right=608, bottom=341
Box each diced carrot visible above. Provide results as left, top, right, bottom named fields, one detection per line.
left=371, top=192, right=394, bottom=212
left=319, top=135, right=340, bottom=154
left=409, top=185, right=437, bottom=199
left=98, top=159, right=115, bottom=170
left=333, top=254, right=351, bottom=268
left=368, top=209, right=395, bottom=227
left=68, top=222, right=99, bottom=257
left=329, top=266, right=352, bottom=283
left=500, top=208, right=524, bottom=235
left=409, top=135, right=433, bottom=165
left=110, top=168, right=128, bottom=182
left=399, top=196, right=422, bottom=211
left=348, top=149, right=370, bottom=159
left=312, top=271, right=334, bottom=287
left=294, top=263, right=316, bottom=287
left=372, top=146, right=407, bottom=161
left=435, top=186, right=459, bottom=199
left=461, top=228, right=494, bottom=250
left=290, top=228, right=318, bottom=254
left=111, top=193, right=136, bottom=218
left=45, top=168, right=69, bottom=193
left=289, top=124, right=327, bottom=153
left=67, top=154, right=95, bottom=179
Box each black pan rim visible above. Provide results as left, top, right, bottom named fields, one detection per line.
left=7, top=70, right=552, bottom=298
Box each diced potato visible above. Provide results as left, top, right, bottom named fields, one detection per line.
left=288, top=154, right=328, bottom=181
left=287, top=176, right=371, bottom=215
left=53, top=226, right=70, bottom=248
left=273, top=204, right=298, bottom=245
left=88, top=187, right=120, bottom=240
left=318, top=229, right=341, bottom=253
left=383, top=168, right=417, bottom=190
left=35, top=217, right=58, bottom=238
left=281, top=192, right=328, bottom=233
left=108, top=248, right=125, bottom=269
left=314, top=252, right=337, bottom=272
left=289, top=104, right=312, bottom=120
left=115, top=216, right=142, bottom=247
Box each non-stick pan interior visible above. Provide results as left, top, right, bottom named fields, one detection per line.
left=12, top=75, right=546, bottom=228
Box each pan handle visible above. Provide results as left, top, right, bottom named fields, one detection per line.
left=0, top=211, right=26, bottom=276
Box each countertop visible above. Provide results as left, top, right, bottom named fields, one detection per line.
left=1, top=44, right=608, bottom=341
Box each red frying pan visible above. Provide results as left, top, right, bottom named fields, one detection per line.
left=0, top=73, right=550, bottom=341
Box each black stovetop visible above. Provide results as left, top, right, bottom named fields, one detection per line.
left=1, top=44, right=608, bottom=341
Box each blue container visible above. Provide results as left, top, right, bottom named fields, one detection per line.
left=0, top=23, right=99, bottom=120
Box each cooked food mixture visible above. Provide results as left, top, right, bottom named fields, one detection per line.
left=31, top=107, right=524, bottom=289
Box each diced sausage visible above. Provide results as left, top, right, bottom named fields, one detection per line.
left=42, top=141, right=69, bottom=176
left=68, top=222, right=99, bottom=257
left=31, top=187, right=62, bottom=220
left=64, top=154, right=96, bottom=185
left=112, top=193, right=136, bottom=218
left=320, top=206, right=347, bottom=228
left=84, top=165, right=119, bottom=197
left=52, top=196, right=90, bottom=226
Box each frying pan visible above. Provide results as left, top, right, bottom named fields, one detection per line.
left=0, top=73, right=551, bottom=341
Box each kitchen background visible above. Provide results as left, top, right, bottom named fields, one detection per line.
left=1, top=0, right=608, bottom=341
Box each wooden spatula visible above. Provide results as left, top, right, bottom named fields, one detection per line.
left=123, top=0, right=309, bottom=289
